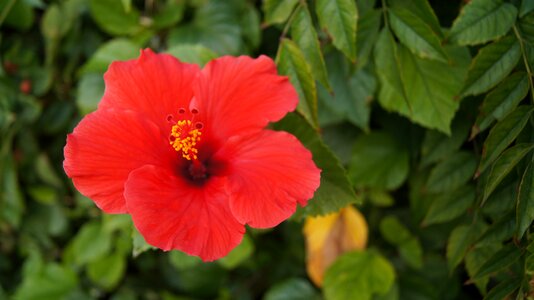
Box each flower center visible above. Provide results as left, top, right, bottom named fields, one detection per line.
left=168, top=108, right=203, bottom=161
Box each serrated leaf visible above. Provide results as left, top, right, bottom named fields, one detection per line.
left=472, top=72, right=529, bottom=138
left=516, top=161, right=534, bottom=238
left=472, top=244, right=521, bottom=279
left=348, top=131, right=409, bottom=190
left=484, top=277, right=521, bottom=300
left=376, top=34, right=470, bottom=134
left=316, top=0, right=358, bottom=61
left=483, top=143, right=534, bottom=202
left=322, top=52, right=375, bottom=130
left=356, top=9, right=381, bottom=68
left=262, top=0, right=299, bottom=25
left=324, top=250, right=395, bottom=300
left=476, top=213, right=516, bottom=247
left=291, top=5, right=330, bottom=89
left=465, top=245, right=499, bottom=294
left=427, top=151, right=477, bottom=193
left=166, top=44, right=218, bottom=66
left=423, top=185, right=476, bottom=226
left=80, top=38, right=139, bottom=75
left=421, top=115, right=471, bottom=167
left=388, top=7, right=447, bottom=62
left=448, top=0, right=518, bottom=46
left=168, top=1, right=242, bottom=55
left=276, top=39, right=318, bottom=128
left=89, top=0, right=141, bottom=36
left=446, top=222, right=486, bottom=271
left=478, top=105, right=533, bottom=175
left=461, top=36, right=521, bottom=97
left=274, top=113, right=361, bottom=219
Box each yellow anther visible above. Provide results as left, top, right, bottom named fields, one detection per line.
left=169, top=120, right=202, bottom=161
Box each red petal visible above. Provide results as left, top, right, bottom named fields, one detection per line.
left=192, top=55, right=298, bottom=141
left=124, top=165, right=245, bottom=261
left=215, top=130, right=321, bottom=228
left=63, top=109, right=174, bottom=213
left=99, top=49, right=200, bottom=128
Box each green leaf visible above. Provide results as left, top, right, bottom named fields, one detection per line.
left=447, top=222, right=486, bottom=271
left=465, top=244, right=499, bottom=294
left=76, top=73, right=105, bottom=115
left=423, top=185, right=476, bottom=226
left=218, top=235, right=254, bottom=269
left=1, top=0, right=34, bottom=30
left=0, top=154, right=25, bottom=228
left=520, top=0, right=534, bottom=17
left=483, top=143, right=534, bottom=202
left=274, top=113, right=361, bottom=218
left=399, top=237, right=424, bottom=269
left=322, top=52, right=375, bottom=130
left=461, top=36, right=521, bottom=97
left=448, top=0, right=518, bottom=46
left=13, top=263, right=78, bottom=300
left=276, top=39, right=318, bottom=128
left=389, top=0, right=443, bottom=37
left=241, top=3, right=261, bottom=50
left=376, top=34, right=470, bottom=134
left=421, top=115, right=471, bottom=167
left=426, top=151, right=477, bottom=193
left=484, top=277, right=521, bottom=300
left=169, top=251, right=202, bottom=270
left=473, top=72, right=530, bottom=137
left=262, top=0, right=299, bottom=25
left=348, top=131, right=409, bottom=190
left=388, top=7, right=447, bottom=62
left=89, top=0, right=141, bottom=36
left=356, top=9, right=382, bottom=68
left=517, top=161, right=534, bottom=238
left=291, top=4, right=330, bottom=89
left=264, top=278, right=320, bottom=300
left=64, top=221, right=112, bottom=266
left=472, top=243, right=521, bottom=279
left=28, top=185, right=57, bottom=205
left=476, top=213, right=516, bottom=247
left=132, top=227, right=155, bottom=257
left=80, top=38, right=139, bottom=75
left=87, top=252, right=126, bottom=290
left=380, top=216, right=412, bottom=245
left=478, top=105, right=533, bottom=175
left=151, top=0, right=185, bottom=29
left=167, top=1, right=242, bottom=55
left=166, top=44, right=218, bottom=66
left=315, top=0, right=358, bottom=61
left=324, top=250, right=395, bottom=300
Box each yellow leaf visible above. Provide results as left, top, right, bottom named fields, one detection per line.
left=303, top=206, right=368, bottom=286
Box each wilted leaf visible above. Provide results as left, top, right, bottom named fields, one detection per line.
left=304, top=206, right=368, bottom=286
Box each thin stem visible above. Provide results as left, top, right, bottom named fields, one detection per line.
left=513, top=25, right=534, bottom=104
left=0, top=0, right=17, bottom=28
left=381, top=0, right=390, bottom=29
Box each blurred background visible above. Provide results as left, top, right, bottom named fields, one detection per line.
left=2, top=0, right=534, bottom=299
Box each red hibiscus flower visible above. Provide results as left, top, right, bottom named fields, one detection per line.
left=63, top=49, right=321, bottom=261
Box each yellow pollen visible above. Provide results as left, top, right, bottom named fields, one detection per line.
left=169, top=120, right=202, bottom=160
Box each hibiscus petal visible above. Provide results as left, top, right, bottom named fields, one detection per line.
left=192, top=55, right=298, bottom=141
left=99, top=49, right=200, bottom=128
left=216, top=130, right=321, bottom=228
left=63, top=109, right=174, bottom=213
left=124, top=165, right=245, bottom=261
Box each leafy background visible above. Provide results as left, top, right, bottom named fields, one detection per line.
left=1, top=0, right=534, bottom=299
